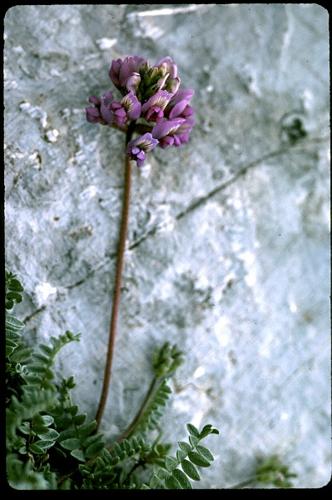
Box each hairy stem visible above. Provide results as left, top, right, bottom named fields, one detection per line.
left=112, top=376, right=160, bottom=445
left=95, top=122, right=136, bottom=430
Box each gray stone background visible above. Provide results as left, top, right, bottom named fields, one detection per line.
left=4, top=4, right=330, bottom=488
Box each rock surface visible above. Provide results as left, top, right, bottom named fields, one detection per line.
left=4, top=4, right=330, bottom=488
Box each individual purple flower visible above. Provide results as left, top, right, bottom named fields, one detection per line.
left=151, top=117, right=187, bottom=148
left=155, top=56, right=181, bottom=94
left=159, top=88, right=195, bottom=146
left=109, top=56, right=146, bottom=94
left=127, top=133, right=159, bottom=167
left=141, top=90, right=174, bottom=122
left=126, top=72, right=141, bottom=93
left=85, top=92, right=113, bottom=125
left=107, top=92, right=142, bottom=127
left=165, top=89, right=195, bottom=120
left=156, top=56, right=178, bottom=79
left=86, top=91, right=141, bottom=128
left=99, top=91, right=117, bottom=124
left=164, top=76, right=181, bottom=94
left=172, top=114, right=195, bottom=146
left=121, top=92, right=142, bottom=120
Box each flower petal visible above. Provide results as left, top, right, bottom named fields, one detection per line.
left=109, top=59, right=122, bottom=87
left=88, top=96, right=101, bottom=105
left=141, top=90, right=174, bottom=114
left=156, top=56, right=178, bottom=79
left=121, top=92, right=142, bottom=120
left=119, top=56, right=146, bottom=87
left=151, top=118, right=186, bottom=139
left=86, top=107, right=101, bottom=123
left=126, top=72, right=141, bottom=93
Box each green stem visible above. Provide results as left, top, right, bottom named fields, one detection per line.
left=112, top=376, right=160, bottom=446
left=122, top=459, right=144, bottom=486
left=95, top=121, right=136, bottom=430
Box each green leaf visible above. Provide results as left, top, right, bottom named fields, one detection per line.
left=68, top=405, right=78, bottom=416
left=12, top=436, right=25, bottom=450
left=31, top=414, right=54, bottom=431
left=29, top=363, right=48, bottom=373
left=176, top=449, right=187, bottom=462
left=39, top=344, right=53, bottom=355
left=196, top=445, right=214, bottom=462
left=165, top=474, right=181, bottom=489
left=199, top=424, right=219, bottom=438
left=11, top=348, right=32, bottom=363
left=189, top=435, right=199, bottom=448
left=78, top=421, right=97, bottom=438
left=37, top=429, right=60, bottom=441
left=60, top=438, right=81, bottom=450
left=65, top=376, right=76, bottom=389
left=70, top=449, right=85, bottom=462
left=165, top=456, right=178, bottom=471
left=181, top=459, right=200, bottom=481
left=85, top=441, right=104, bottom=458
left=58, top=428, right=76, bottom=441
left=8, top=278, right=23, bottom=291
left=156, top=468, right=169, bottom=481
left=18, top=423, right=30, bottom=435
left=186, top=424, right=200, bottom=437
left=188, top=451, right=210, bottom=468
left=149, top=474, right=162, bottom=489
left=29, top=443, right=44, bottom=455
left=32, top=440, right=56, bottom=451
left=82, top=434, right=101, bottom=448
left=43, top=368, right=54, bottom=380
left=41, top=415, right=54, bottom=427
left=74, top=414, right=86, bottom=425
left=172, top=468, right=192, bottom=489
left=7, top=290, right=22, bottom=299
left=6, top=314, right=24, bottom=334
left=178, top=441, right=191, bottom=454
left=33, top=353, right=50, bottom=364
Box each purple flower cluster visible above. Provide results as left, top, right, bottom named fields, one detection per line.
left=86, top=55, right=195, bottom=167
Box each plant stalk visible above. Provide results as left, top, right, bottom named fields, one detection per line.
left=111, top=376, right=160, bottom=446
left=95, top=122, right=136, bottom=430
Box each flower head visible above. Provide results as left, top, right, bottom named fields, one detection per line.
left=86, top=54, right=195, bottom=165
left=127, top=133, right=159, bottom=167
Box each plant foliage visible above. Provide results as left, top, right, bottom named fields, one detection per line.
left=6, top=271, right=219, bottom=490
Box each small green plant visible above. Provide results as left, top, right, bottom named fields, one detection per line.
left=253, top=455, right=297, bottom=488
left=6, top=272, right=219, bottom=490
left=231, top=455, right=297, bottom=489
